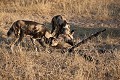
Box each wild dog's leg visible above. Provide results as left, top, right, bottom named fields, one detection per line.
left=14, top=29, right=24, bottom=46
left=10, top=38, right=19, bottom=52
left=31, top=38, right=46, bottom=51
left=36, top=39, right=46, bottom=48
left=30, top=38, right=35, bottom=47
left=30, top=38, right=38, bottom=51
left=10, top=29, right=24, bottom=52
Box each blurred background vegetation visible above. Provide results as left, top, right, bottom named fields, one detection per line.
left=0, top=0, right=120, bottom=21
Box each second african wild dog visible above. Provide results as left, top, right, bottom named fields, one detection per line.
left=7, top=20, right=53, bottom=51
left=49, top=23, right=75, bottom=49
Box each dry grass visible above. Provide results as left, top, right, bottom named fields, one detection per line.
left=0, top=0, right=120, bottom=80
left=0, top=0, right=120, bottom=22
left=0, top=36, right=120, bottom=80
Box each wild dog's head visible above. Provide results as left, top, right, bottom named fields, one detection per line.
left=52, top=15, right=64, bottom=26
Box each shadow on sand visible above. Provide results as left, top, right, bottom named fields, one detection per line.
left=70, top=26, right=120, bottom=39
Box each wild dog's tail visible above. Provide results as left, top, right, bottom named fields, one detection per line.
left=7, top=22, right=17, bottom=37
left=7, top=22, right=15, bottom=44
left=7, top=27, right=14, bottom=37
left=68, top=29, right=106, bottom=52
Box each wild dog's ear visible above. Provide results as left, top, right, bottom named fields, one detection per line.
left=70, top=30, right=74, bottom=35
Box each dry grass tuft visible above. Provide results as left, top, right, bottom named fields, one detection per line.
left=0, top=34, right=120, bottom=80
left=0, top=0, right=120, bottom=21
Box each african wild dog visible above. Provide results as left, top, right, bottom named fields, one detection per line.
left=51, top=15, right=70, bottom=38
left=7, top=20, right=53, bottom=52
left=49, top=23, right=75, bottom=48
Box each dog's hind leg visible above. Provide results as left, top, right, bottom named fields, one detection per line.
left=10, top=38, right=19, bottom=52
left=30, top=38, right=38, bottom=51
left=10, top=29, right=24, bottom=52
left=14, top=29, right=24, bottom=46
left=36, top=39, right=46, bottom=48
